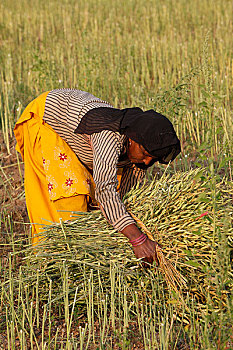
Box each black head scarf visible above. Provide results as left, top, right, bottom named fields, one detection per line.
left=75, top=107, right=181, bottom=165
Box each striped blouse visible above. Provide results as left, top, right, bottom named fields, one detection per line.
left=43, top=89, right=146, bottom=231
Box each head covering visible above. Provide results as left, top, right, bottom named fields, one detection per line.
left=75, top=107, right=181, bottom=165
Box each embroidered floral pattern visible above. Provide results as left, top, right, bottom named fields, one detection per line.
left=59, top=153, right=67, bottom=161
left=61, top=171, right=79, bottom=195
left=41, top=132, right=94, bottom=201
left=46, top=175, right=58, bottom=199
left=82, top=169, right=92, bottom=191
left=48, top=182, right=53, bottom=191
left=54, top=146, right=71, bottom=168
left=65, top=178, right=74, bottom=187
left=83, top=179, right=90, bottom=191
left=42, top=157, right=50, bottom=172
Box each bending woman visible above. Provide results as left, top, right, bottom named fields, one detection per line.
left=14, top=89, right=181, bottom=265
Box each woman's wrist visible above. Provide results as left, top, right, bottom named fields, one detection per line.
left=121, top=223, right=146, bottom=241
left=129, top=234, right=147, bottom=247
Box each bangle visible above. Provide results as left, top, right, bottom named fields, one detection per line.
left=129, top=234, right=147, bottom=247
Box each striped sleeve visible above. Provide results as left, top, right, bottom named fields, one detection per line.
left=91, top=130, right=135, bottom=231
left=119, top=164, right=146, bottom=200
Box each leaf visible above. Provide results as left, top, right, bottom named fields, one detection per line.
left=193, top=171, right=205, bottom=180
left=192, top=230, right=202, bottom=236
left=198, top=101, right=208, bottom=108
left=218, top=158, right=228, bottom=169
left=167, top=298, right=179, bottom=305
left=185, top=260, right=200, bottom=268
left=201, top=89, right=211, bottom=98
left=197, top=194, right=210, bottom=203
left=197, top=141, right=211, bottom=152
left=206, top=216, right=213, bottom=223
left=184, top=249, right=193, bottom=257
left=194, top=162, right=202, bottom=168
left=212, top=92, right=226, bottom=99
left=215, top=191, right=221, bottom=200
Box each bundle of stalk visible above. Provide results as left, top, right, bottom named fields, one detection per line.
left=18, top=169, right=232, bottom=313
left=124, top=168, right=233, bottom=309
left=128, top=210, right=187, bottom=292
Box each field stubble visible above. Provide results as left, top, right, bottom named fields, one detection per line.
left=0, top=0, right=233, bottom=348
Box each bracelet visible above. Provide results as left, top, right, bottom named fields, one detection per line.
left=129, top=234, right=147, bottom=247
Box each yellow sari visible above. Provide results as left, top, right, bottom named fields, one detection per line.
left=14, top=91, right=95, bottom=245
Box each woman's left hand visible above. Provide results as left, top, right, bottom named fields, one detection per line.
left=132, top=238, right=159, bottom=267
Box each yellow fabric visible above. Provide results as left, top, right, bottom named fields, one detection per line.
left=14, top=91, right=95, bottom=245
left=40, top=120, right=93, bottom=201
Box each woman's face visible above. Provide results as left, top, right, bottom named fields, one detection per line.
left=127, top=139, right=155, bottom=166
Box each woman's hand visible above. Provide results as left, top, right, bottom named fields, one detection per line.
left=132, top=238, right=159, bottom=267
left=121, top=223, right=159, bottom=267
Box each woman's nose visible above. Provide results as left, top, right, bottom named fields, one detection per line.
left=143, top=157, right=153, bottom=165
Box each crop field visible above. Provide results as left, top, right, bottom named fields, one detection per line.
left=0, top=0, right=232, bottom=349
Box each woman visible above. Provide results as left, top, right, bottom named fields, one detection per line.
left=14, top=88, right=181, bottom=265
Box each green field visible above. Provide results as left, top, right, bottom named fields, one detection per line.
left=0, top=0, right=232, bottom=348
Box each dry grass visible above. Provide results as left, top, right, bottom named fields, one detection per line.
left=0, top=0, right=232, bottom=347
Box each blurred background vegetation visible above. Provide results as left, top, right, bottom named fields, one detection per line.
left=0, top=0, right=232, bottom=164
